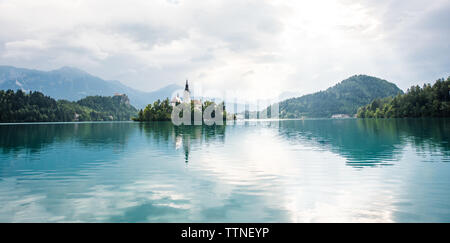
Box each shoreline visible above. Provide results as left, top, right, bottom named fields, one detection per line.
left=3, top=117, right=450, bottom=125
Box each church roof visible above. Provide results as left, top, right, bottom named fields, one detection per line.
left=185, top=79, right=189, bottom=91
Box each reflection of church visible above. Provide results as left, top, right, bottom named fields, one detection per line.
left=175, top=127, right=195, bottom=164
left=174, top=125, right=227, bottom=164
left=175, top=133, right=191, bottom=164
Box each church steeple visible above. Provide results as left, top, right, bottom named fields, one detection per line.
left=183, top=79, right=191, bottom=103
left=185, top=79, right=189, bottom=91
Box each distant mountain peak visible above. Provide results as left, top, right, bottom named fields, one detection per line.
left=52, top=66, right=90, bottom=76
left=57, top=66, right=81, bottom=71
left=156, top=83, right=183, bottom=91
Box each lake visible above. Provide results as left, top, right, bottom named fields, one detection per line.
left=0, top=119, right=449, bottom=222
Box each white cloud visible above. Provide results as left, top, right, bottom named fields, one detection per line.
left=0, top=0, right=448, bottom=97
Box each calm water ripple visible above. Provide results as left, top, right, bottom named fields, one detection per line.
left=0, top=119, right=450, bottom=222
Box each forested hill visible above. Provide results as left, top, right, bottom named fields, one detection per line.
left=357, top=77, right=450, bottom=118
left=276, top=75, right=403, bottom=118
left=0, top=89, right=137, bottom=122
left=76, top=94, right=137, bottom=121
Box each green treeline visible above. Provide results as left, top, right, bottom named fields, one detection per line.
left=0, top=89, right=137, bottom=122
left=132, top=99, right=229, bottom=122
left=357, top=77, right=450, bottom=118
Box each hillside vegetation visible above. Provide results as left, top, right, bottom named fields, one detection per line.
left=276, top=75, right=403, bottom=118
left=357, top=77, right=450, bottom=118
left=0, top=89, right=137, bottom=122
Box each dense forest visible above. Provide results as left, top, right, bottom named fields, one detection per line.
left=0, top=89, right=137, bottom=122
left=133, top=99, right=230, bottom=122
left=275, top=75, right=403, bottom=118
left=357, top=77, right=450, bottom=118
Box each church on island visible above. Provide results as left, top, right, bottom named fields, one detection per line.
left=170, top=80, right=201, bottom=107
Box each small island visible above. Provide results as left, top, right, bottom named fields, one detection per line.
left=132, top=80, right=233, bottom=122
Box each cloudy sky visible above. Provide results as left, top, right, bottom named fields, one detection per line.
left=0, top=0, right=449, bottom=99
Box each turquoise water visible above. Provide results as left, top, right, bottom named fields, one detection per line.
left=0, top=119, right=449, bottom=222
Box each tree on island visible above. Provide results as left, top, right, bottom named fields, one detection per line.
left=132, top=99, right=228, bottom=122
left=133, top=98, right=173, bottom=121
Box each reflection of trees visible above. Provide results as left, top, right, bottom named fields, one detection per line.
left=139, top=122, right=226, bottom=164
left=278, top=118, right=450, bottom=167
left=139, top=121, right=175, bottom=143
left=0, top=122, right=134, bottom=154
left=0, top=122, right=227, bottom=164
left=357, top=118, right=450, bottom=156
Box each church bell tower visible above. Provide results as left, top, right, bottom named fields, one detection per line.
left=183, top=79, right=191, bottom=103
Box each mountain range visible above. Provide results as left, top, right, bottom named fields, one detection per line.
left=0, top=66, right=405, bottom=118
left=0, top=66, right=182, bottom=108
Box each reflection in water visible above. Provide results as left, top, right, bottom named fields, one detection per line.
left=278, top=118, right=450, bottom=167
left=0, top=122, right=136, bottom=178
left=0, top=119, right=449, bottom=222
left=0, top=122, right=134, bottom=155
left=138, top=123, right=226, bottom=164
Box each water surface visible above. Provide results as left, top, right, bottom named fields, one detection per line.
left=0, top=119, right=449, bottom=222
